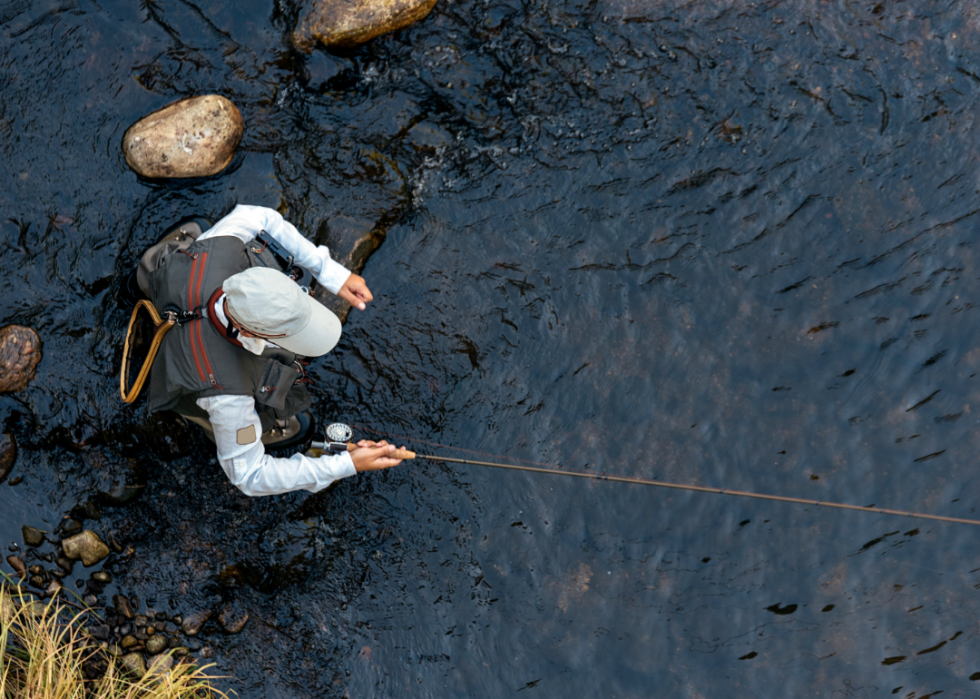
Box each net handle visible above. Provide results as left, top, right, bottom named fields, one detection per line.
left=120, top=300, right=176, bottom=403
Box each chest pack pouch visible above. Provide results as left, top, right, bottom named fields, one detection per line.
left=252, top=230, right=316, bottom=296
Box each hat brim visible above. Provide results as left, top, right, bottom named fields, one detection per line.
left=271, top=296, right=342, bottom=357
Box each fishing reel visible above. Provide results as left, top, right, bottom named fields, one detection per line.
left=311, top=422, right=417, bottom=461
left=323, top=422, right=353, bottom=454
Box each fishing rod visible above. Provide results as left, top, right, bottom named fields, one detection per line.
left=311, top=423, right=980, bottom=528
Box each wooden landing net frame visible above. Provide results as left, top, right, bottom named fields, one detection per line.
left=120, top=300, right=175, bottom=403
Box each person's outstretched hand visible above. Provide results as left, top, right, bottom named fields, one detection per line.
left=350, top=439, right=405, bottom=472
left=338, top=273, right=373, bottom=311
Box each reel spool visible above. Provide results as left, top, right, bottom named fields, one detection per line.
left=324, top=422, right=353, bottom=453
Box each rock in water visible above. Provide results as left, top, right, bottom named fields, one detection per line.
left=113, top=595, right=134, bottom=619
left=21, top=526, right=44, bottom=547
left=218, top=603, right=249, bottom=634
left=122, top=95, right=244, bottom=179
left=148, top=653, right=174, bottom=675
left=181, top=609, right=212, bottom=636
left=5, top=555, right=26, bottom=578
left=0, top=433, right=15, bottom=482
left=120, top=653, right=146, bottom=679
left=293, top=0, right=437, bottom=50
left=0, top=326, right=42, bottom=393
left=145, top=634, right=169, bottom=655
left=62, top=531, right=110, bottom=566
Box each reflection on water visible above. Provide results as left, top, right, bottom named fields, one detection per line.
left=4, top=0, right=980, bottom=696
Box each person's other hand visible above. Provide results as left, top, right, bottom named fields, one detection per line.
left=350, top=439, right=405, bottom=471
left=338, top=273, right=373, bottom=311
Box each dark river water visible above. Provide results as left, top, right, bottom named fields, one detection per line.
left=5, top=0, right=980, bottom=696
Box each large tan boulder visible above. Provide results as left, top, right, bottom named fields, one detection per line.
left=62, top=531, right=110, bottom=567
left=122, top=95, right=244, bottom=179
left=0, top=325, right=41, bottom=393
left=293, top=0, right=437, bottom=50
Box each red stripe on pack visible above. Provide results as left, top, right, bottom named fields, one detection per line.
left=186, top=255, right=206, bottom=383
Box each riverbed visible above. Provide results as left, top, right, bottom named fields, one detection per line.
left=3, top=0, right=980, bottom=696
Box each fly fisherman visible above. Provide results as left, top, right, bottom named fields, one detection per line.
left=136, top=204, right=404, bottom=496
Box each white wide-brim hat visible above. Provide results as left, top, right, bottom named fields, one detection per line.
left=223, top=267, right=341, bottom=357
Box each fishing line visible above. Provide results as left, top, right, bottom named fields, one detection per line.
left=312, top=424, right=980, bottom=528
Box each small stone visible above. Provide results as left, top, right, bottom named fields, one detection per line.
left=293, top=0, right=437, bottom=49
left=89, top=624, right=110, bottom=641
left=170, top=614, right=183, bottom=625
left=199, top=646, right=213, bottom=659
left=181, top=610, right=212, bottom=636
left=104, top=485, right=144, bottom=506
left=108, top=644, right=122, bottom=657
left=120, top=635, right=138, bottom=649
left=146, top=634, right=169, bottom=655
left=148, top=653, right=174, bottom=674
left=91, top=571, right=111, bottom=584
left=60, top=519, right=82, bottom=536
left=134, top=630, right=148, bottom=641
left=62, top=531, right=110, bottom=566
left=120, top=653, right=146, bottom=679
left=29, top=575, right=45, bottom=589
left=21, top=526, right=44, bottom=547
left=56, top=557, right=73, bottom=573
left=0, top=433, right=15, bottom=482
left=113, top=595, right=134, bottom=619
left=146, top=626, right=155, bottom=636
left=83, top=595, right=98, bottom=606
left=172, top=646, right=189, bottom=657
left=217, top=603, right=249, bottom=634
left=49, top=568, right=67, bottom=579
left=0, top=325, right=42, bottom=393
left=122, top=95, right=244, bottom=179
left=45, top=579, right=62, bottom=596
left=135, top=614, right=147, bottom=627
left=119, top=623, right=132, bottom=637
left=107, top=533, right=124, bottom=554
left=155, top=611, right=167, bottom=621
left=154, top=620, right=166, bottom=632
left=6, top=555, right=26, bottom=578
left=28, top=565, right=43, bottom=575
left=30, top=601, right=47, bottom=616
left=184, top=638, right=203, bottom=652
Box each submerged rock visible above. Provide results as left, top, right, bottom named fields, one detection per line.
left=21, top=526, right=44, bottom=547
left=103, top=485, right=144, bottom=507
left=0, top=325, right=42, bottom=393
left=0, top=433, right=15, bottom=482
left=218, top=603, right=249, bottom=634
left=6, top=555, right=26, bottom=578
left=146, top=634, right=169, bottom=655
left=293, top=0, right=437, bottom=50
left=122, top=95, right=244, bottom=179
left=180, top=609, right=211, bottom=636
left=62, top=531, right=109, bottom=566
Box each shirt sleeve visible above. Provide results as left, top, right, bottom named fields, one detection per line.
left=198, top=204, right=352, bottom=294
left=196, top=394, right=357, bottom=497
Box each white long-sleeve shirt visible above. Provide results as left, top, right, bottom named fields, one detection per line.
left=193, top=205, right=357, bottom=496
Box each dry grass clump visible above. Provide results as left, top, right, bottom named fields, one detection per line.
left=1, top=581, right=230, bottom=699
